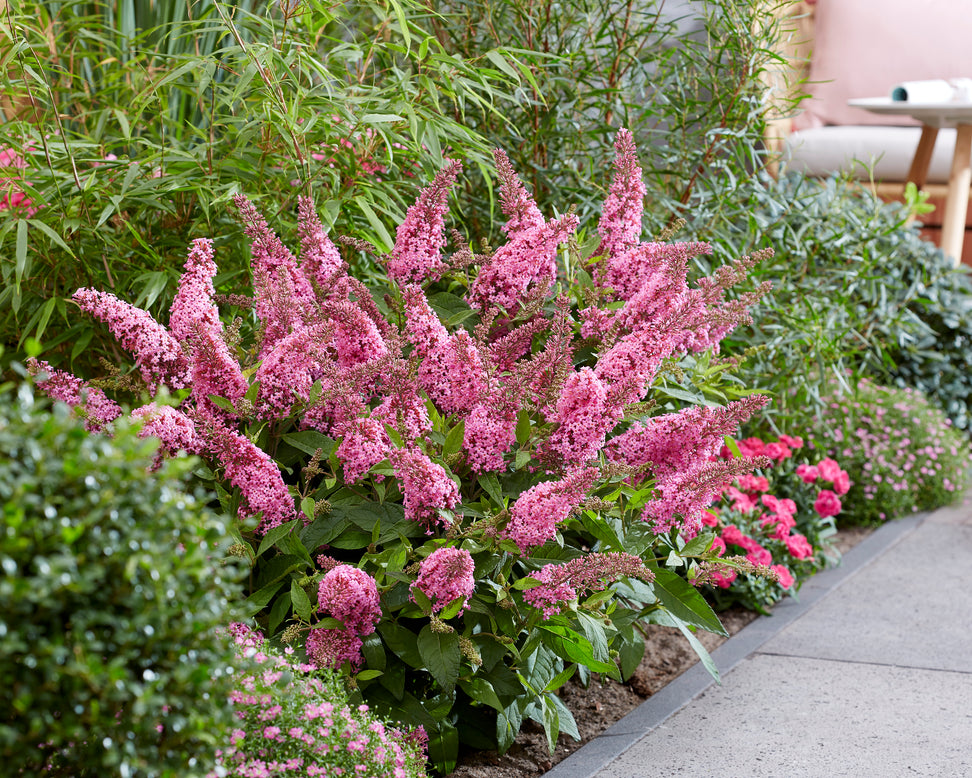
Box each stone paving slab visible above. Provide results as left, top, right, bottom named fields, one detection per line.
left=763, top=519, right=972, bottom=672
left=594, top=654, right=972, bottom=778
left=546, top=496, right=972, bottom=778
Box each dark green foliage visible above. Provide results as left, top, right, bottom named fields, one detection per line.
left=707, top=172, right=972, bottom=433
left=0, top=382, right=242, bottom=776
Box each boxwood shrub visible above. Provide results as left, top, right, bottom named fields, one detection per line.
left=0, top=383, right=242, bottom=776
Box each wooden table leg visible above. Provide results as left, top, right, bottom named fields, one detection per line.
left=941, top=124, right=972, bottom=265
left=907, top=125, right=939, bottom=189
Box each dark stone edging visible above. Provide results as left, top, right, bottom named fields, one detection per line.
left=544, top=511, right=928, bottom=778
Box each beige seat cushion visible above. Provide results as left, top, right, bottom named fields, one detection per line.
left=782, top=126, right=958, bottom=184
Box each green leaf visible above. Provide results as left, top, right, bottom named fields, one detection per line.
left=539, top=625, right=618, bottom=678
left=497, top=702, right=523, bottom=754
left=428, top=722, right=459, bottom=775
left=257, top=520, right=298, bottom=557
left=681, top=531, right=716, bottom=557
left=281, top=430, right=335, bottom=457
left=290, top=578, right=313, bottom=622
left=722, top=435, right=742, bottom=458
left=417, top=626, right=461, bottom=689
left=459, top=678, right=504, bottom=712
left=478, top=472, right=505, bottom=506
left=379, top=621, right=423, bottom=668
left=540, top=695, right=560, bottom=754
left=242, top=581, right=283, bottom=617
left=207, top=394, right=237, bottom=414
left=300, top=497, right=316, bottom=522
left=515, top=409, right=532, bottom=447
left=547, top=692, right=580, bottom=741
left=575, top=611, right=611, bottom=663
left=650, top=568, right=727, bottom=636
left=14, top=219, right=28, bottom=285
left=268, top=589, right=292, bottom=635
left=356, top=669, right=384, bottom=681
left=543, top=664, right=576, bottom=693
left=442, top=420, right=465, bottom=458
left=437, top=595, right=465, bottom=621
left=618, top=628, right=645, bottom=681
left=651, top=609, right=720, bottom=683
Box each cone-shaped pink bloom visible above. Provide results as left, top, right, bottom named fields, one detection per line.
left=596, top=128, right=646, bottom=259
left=387, top=159, right=462, bottom=284
left=494, top=149, right=545, bottom=238
left=73, top=288, right=191, bottom=391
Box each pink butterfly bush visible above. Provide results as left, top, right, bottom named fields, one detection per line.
left=31, top=130, right=776, bottom=676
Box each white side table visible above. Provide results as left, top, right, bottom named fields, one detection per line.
left=848, top=97, right=972, bottom=265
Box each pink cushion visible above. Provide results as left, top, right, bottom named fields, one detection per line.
left=794, top=0, right=972, bottom=130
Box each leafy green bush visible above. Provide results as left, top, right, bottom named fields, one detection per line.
left=813, top=379, right=970, bottom=525
left=0, top=381, right=242, bottom=776
left=709, top=172, right=971, bottom=430
left=29, top=132, right=773, bottom=773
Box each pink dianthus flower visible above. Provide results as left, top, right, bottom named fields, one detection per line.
left=771, top=564, right=796, bottom=589
left=813, top=489, right=842, bottom=518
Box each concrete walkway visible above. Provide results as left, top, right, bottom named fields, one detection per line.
left=547, top=498, right=972, bottom=778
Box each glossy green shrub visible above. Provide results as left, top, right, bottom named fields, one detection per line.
left=0, top=383, right=242, bottom=777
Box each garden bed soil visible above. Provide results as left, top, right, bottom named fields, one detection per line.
left=449, top=525, right=875, bottom=778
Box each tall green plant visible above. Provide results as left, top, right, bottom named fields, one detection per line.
left=0, top=0, right=528, bottom=374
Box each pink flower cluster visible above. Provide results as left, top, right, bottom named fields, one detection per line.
left=221, top=624, right=427, bottom=778
left=412, top=546, right=476, bottom=614
left=504, top=467, right=599, bottom=552
left=522, top=552, right=654, bottom=618
left=309, top=565, right=382, bottom=670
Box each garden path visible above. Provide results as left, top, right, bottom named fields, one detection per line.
left=548, top=496, right=972, bottom=778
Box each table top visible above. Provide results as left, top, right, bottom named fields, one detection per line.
left=849, top=97, right=972, bottom=128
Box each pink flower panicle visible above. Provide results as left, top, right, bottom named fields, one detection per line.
left=317, top=564, right=382, bottom=636
left=608, top=396, right=770, bottom=480
left=387, top=159, right=462, bottom=284
left=644, top=456, right=768, bottom=537
left=334, top=416, right=391, bottom=484
left=169, top=238, right=222, bottom=342
left=504, top=466, right=599, bottom=552
left=523, top=552, right=654, bottom=618
left=234, top=194, right=318, bottom=355
left=326, top=299, right=388, bottom=370
left=27, top=358, right=122, bottom=433
left=418, top=329, right=488, bottom=416
left=596, top=128, right=647, bottom=259
left=412, top=546, right=476, bottom=614
left=541, top=367, right=614, bottom=467
left=306, top=627, right=365, bottom=670
left=493, top=148, right=545, bottom=238
left=203, top=419, right=297, bottom=534
left=401, top=284, right=448, bottom=356
left=392, top=447, right=460, bottom=529
left=467, top=212, right=579, bottom=315
left=187, top=324, right=249, bottom=420
left=297, top=195, right=344, bottom=293
left=256, top=325, right=327, bottom=419
left=73, top=288, right=191, bottom=391
left=463, top=398, right=518, bottom=473
left=130, top=403, right=202, bottom=467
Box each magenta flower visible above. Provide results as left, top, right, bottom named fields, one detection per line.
left=596, top=128, right=647, bottom=259
left=317, top=565, right=382, bottom=636
left=504, top=466, right=599, bottom=552
left=391, top=447, right=460, bottom=529
left=784, top=533, right=814, bottom=560
left=463, top=401, right=517, bottom=473
left=306, top=627, right=365, bottom=670
left=412, top=546, right=475, bottom=614
left=493, top=149, right=545, bottom=238
left=73, top=288, right=191, bottom=391
left=522, top=552, right=653, bottom=618
left=202, top=419, right=297, bottom=534
left=542, top=367, right=613, bottom=466
left=387, top=159, right=461, bottom=284
left=771, top=564, right=795, bottom=589
left=813, top=489, right=842, bottom=518
left=130, top=403, right=202, bottom=467
left=335, top=417, right=391, bottom=484
left=26, top=358, right=121, bottom=433
left=297, top=195, right=344, bottom=292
